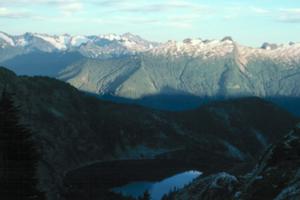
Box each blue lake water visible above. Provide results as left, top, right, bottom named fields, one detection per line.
left=111, top=170, right=202, bottom=200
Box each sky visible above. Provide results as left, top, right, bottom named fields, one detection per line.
left=0, top=0, right=300, bottom=47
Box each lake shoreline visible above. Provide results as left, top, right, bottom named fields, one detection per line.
left=63, top=159, right=205, bottom=200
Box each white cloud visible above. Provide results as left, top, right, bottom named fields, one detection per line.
left=280, top=8, right=300, bottom=14
left=0, top=0, right=84, bottom=17
left=0, top=7, right=32, bottom=18
left=59, top=2, right=83, bottom=16
left=0, top=0, right=212, bottom=20
left=277, top=8, right=300, bottom=23
left=93, top=0, right=211, bottom=14
left=250, top=7, right=270, bottom=14
left=0, top=0, right=73, bottom=6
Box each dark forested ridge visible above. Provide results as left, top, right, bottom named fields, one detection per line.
left=0, top=90, right=44, bottom=199
left=0, top=67, right=298, bottom=200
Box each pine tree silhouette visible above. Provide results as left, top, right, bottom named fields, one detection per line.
left=0, top=90, right=44, bottom=199
left=138, top=190, right=151, bottom=200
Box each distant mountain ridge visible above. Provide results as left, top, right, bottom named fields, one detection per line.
left=0, top=31, right=158, bottom=61
left=1, top=31, right=300, bottom=114
left=1, top=31, right=298, bottom=59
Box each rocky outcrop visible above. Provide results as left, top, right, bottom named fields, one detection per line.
left=172, top=172, right=239, bottom=200
left=170, top=123, right=300, bottom=200
left=236, top=123, right=300, bottom=200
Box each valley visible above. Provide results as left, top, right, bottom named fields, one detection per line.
left=0, top=67, right=298, bottom=199
left=0, top=31, right=299, bottom=200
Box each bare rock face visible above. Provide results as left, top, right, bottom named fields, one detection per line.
left=236, top=125, right=300, bottom=200
left=170, top=123, right=300, bottom=200
left=172, top=172, right=239, bottom=200
left=221, top=36, right=234, bottom=42
left=261, top=42, right=279, bottom=50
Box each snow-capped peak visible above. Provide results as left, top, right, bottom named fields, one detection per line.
left=0, top=31, right=299, bottom=63
left=0, top=31, right=160, bottom=53
left=261, top=42, right=279, bottom=50
left=0, top=32, right=15, bottom=46
left=70, top=35, right=89, bottom=47
left=151, top=37, right=235, bottom=58
left=99, top=33, right=121, bottom=41
left=121, top=32, right=139, bottom=40
left=221, top=36, right=234, bottom=42
left=32, top=33, right=70, bottom=50
left=235, top=41, right=300, bottom=71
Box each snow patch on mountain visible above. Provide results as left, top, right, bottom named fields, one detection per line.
left=1, top=31, right=299, bottom=64
left=237, top=43, right=300, bottom=67
left=69, top=35, right=88, bottom=47
left=151, top=38, right=235, bottom=58
left=33, top=33, right=69, bottom=50
left=0, top=32, right=15, bottom=46
left=15, top=38, right=28, bottom=46
left=99, top=33, right=121, bottom=41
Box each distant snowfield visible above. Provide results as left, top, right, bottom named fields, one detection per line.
left=0, top=31, right=299, bottom=62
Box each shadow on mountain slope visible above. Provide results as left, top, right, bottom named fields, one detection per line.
left=98, top=91, right=300, bottom=117
left=0, top=51, right=83, bottom=76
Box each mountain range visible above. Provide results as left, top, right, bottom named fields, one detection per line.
left=0, top=67, right=297, bottom=199
left=1, top=31, right=300, bottom=200
left=1, top=31, right=300, bottom=114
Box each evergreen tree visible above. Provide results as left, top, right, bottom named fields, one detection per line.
left=0, top=90, right=44, bottom=199
left=138, top=190, right=151, bottom=200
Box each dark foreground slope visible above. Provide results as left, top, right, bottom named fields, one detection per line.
left=168, top=124, right=300, bottom=200
left=0, top=67, right=297, bottom=200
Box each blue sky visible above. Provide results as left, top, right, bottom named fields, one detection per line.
left=0, top=0, right=299, bottom=46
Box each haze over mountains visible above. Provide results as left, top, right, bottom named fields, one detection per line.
left=1, top=31, right=300, bottom=113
